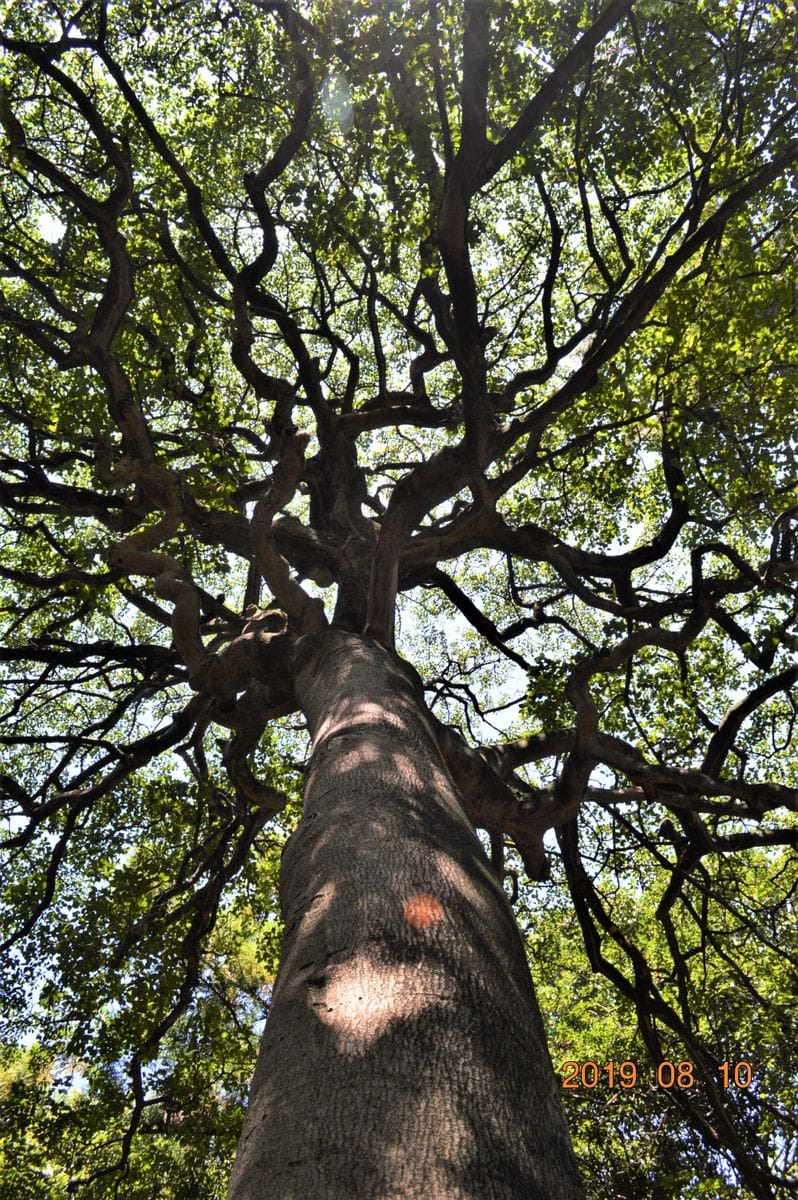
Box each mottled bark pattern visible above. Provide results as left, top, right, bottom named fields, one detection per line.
left=228, top=629, right=583, bottom=1200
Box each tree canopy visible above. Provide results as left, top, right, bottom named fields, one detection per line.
left=0, top=0, right=796, bottom=1196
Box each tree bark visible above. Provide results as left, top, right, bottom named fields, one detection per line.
left=227, top=629, right=584, bottom=1200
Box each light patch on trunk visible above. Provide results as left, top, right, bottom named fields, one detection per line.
left=315, top=699, right=406, bottom=745
left=308, top=951, right=456, bottom=1056
left=433, top=849, right=496, bottom=910
left=298, top=883, right=337, bottom=936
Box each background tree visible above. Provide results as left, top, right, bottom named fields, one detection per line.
left=0, top=0, right=797, bottom=1197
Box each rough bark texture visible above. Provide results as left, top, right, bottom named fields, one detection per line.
left=227, top=629, right=584, bottom=1200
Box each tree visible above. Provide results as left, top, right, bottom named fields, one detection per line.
left=0, top=0, right=797, bottom=1196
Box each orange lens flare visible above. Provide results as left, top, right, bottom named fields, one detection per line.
left=403, top=892, right=443, bottom=930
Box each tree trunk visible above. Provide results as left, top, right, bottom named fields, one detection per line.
left=227, top=629, right=584, bottom=1200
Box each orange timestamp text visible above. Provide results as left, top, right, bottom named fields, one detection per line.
left=561, top=1060, right=753, bottom=1090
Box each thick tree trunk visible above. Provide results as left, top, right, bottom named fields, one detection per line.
left=227, top=629, right=583, bottom=1200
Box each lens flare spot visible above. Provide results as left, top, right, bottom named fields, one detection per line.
left=320, top=72, right=354, bottom=134
left=403, top=892, right=443, bottom=930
